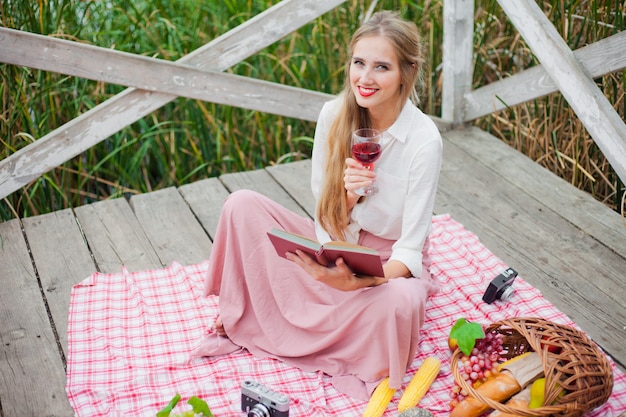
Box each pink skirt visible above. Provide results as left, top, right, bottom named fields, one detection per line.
left=193, top=190, right=439, bottom=400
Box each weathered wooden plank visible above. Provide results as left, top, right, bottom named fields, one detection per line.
left=178, top=177, right=231, bottom=239
left=437, top=136, right=626, bottom=295
left=441, top=128, right=626, bottom=290
left=435, top=130, right=626, bottom=368
left=441, top=0, right=475, bottom=125
left=266, top=160, right=316, bottom=218
left=219, top=168, right=309, bottom=217
left=445, top=127, right=626, bottom=261
left=464, top=31, right=626, bottom=120
left=0, top=27, right=334, bottom=122
left=497, top=0, right=626, bottom=184
left=21, top=209, right=96, bottom=356
left=129, top=187, right=213, bottom=266
left=74, top=198, right=162, bottom=273
left=0, top=219, right=73, bottom=417
left=0, top=0, right=347, bottom=200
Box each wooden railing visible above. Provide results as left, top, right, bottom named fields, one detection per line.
left=0, top=0, right=625, bottom=200
left=442, top=1, right=626, bottom=183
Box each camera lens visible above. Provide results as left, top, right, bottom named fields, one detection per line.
left=500, top=285, right=514, bottom=301
left=247, top=403, right=271, bottom=417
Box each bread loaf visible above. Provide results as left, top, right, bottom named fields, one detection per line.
left=450, top=371, right=521, bottom=417
left=489, top=386, right=531, bottom=417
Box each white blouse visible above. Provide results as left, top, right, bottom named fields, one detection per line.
left=310, top=97, right=443, bottom=277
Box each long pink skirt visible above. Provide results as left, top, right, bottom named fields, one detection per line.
left=193, top=190, right=439, bottom=400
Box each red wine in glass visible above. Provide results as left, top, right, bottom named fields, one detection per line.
left=352, top=142, right=382, bottom=167
left=351, top=128, right=382, bottom=195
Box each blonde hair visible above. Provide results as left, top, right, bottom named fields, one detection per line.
left=316, top=11, right=425, bottom=240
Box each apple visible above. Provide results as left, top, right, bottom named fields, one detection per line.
left=540, top=335, right=562, bottom=354
left=448, top=318, right=485, bottom=356
left=448, top=336, right=459, bottom=352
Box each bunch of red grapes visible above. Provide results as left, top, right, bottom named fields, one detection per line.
left=449, top=331, right=504, bottom=408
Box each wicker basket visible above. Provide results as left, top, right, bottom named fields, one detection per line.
left=451, top=317, right=614, bottom=417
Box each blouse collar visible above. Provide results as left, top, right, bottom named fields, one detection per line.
left=383, top=100, right=417, bottom=144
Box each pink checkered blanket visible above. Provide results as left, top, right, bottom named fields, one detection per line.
left=66, top=214, right=626, bottom=416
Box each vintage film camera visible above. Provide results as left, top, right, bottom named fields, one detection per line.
left=482, top=267, right=518, bottom=304
left=241, top=379, right=289, bottom=417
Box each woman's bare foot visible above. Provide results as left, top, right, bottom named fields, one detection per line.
left=214, top=316, right=228, bottom=337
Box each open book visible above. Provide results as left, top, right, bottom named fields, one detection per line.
left=267, top=228, right=385, bottom=277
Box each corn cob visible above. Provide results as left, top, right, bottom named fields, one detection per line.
left=362, top=377, right=396, bottom=417
left=397, top=357, right=441, bottom=412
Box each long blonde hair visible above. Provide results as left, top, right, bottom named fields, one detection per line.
left=316, top=11, right=425, bottom=240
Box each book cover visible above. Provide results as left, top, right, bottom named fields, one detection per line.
left=267, top=228, right=385, bottom=277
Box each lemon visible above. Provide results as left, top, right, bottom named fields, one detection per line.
left=529, top=377, right=546, bottom=409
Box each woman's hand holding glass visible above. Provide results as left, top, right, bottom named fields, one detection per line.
left=344, top=158, right=376, bottom=206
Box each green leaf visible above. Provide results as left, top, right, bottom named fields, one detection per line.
left=188, top=396, right=214, bottom=417
left=449, top=318, right=485, bottom=356
left=156, top=393, right=181, bottom=417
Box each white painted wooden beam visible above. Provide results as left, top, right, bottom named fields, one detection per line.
left=497, top=0, right=626, bottom=184
left=441, top=0, right=475, bottom=125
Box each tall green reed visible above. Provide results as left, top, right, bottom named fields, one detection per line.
left=1, top=0, right=624, bottom=221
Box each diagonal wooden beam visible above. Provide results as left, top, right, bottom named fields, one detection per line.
left=0, top=0, right=346, bottom=200
left=496, top=0, right=626, bottom=185
left=0, top=27, right=333, bottom=121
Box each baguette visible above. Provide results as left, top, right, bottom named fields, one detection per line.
left=489, top=386, right=531, bottom=417
left=450, top=371, right=521, bottom=417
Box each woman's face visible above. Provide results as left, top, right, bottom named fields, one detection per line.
left=349, top=35, right=402, bottom=124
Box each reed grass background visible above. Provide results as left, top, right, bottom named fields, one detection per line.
left=1, top=0, right=624, bottom=221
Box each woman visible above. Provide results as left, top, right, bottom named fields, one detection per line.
left=193, top=11, right=442, bottom=401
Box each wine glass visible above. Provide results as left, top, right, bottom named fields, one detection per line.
left=351, top=128, right=382, bottom=196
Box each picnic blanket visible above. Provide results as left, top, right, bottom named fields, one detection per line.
left=66, top=214, right=626, bottom=416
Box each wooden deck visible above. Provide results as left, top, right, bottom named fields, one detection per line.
left=1, top=125, right=625, bottom=416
